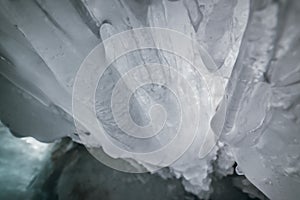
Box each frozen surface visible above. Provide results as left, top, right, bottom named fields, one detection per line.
left=212, top=0, right=300, bottom=199
left=0, top=122, right=52, bottom=199
left=0, top=123, right=254, bottom=200
left=0, top=0, right=299, bottom=199
left=0, top=0, right=249, bottom=198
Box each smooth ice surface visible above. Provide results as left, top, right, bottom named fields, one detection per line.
left=0, top=122, right=52, bottom=199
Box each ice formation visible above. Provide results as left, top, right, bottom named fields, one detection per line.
left=0, top=0, right=299, bottom=199
left=212, top=0, right=300, bottom=199
left=0, top=122, right=52, bottom=199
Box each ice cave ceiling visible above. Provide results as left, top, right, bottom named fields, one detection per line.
left=0, top=0, right=299, bottom=200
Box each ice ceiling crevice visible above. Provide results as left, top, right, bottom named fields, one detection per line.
left=0, top=0, right=299, bottom=199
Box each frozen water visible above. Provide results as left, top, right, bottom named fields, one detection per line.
left=0, top=0, right=249, bottom=198
left=0, top=0, right=299, bottom=199
left=212, top=0, right=300, bottom=199
left=0, top=122, right=52, bottom=199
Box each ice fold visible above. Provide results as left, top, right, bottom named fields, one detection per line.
left=0, top=0, right=254, bottom=198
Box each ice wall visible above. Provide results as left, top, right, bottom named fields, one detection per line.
left=0, top=122, right=52, bottom=199
left=0, top=0, right=299, bottom=199
left=0, top=0, right=249, bottom=198
left=212, top=0, right=300, bottom=199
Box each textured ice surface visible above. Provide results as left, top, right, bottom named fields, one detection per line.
left=0, top=0, right=249, bottom=198
left=0, top=0, right=299, bottom=199
left=29, top=139, right=196, bottom=200
left=0, top=124, right=254, bottom=200
left=212, top=0, right=300, bottom=199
